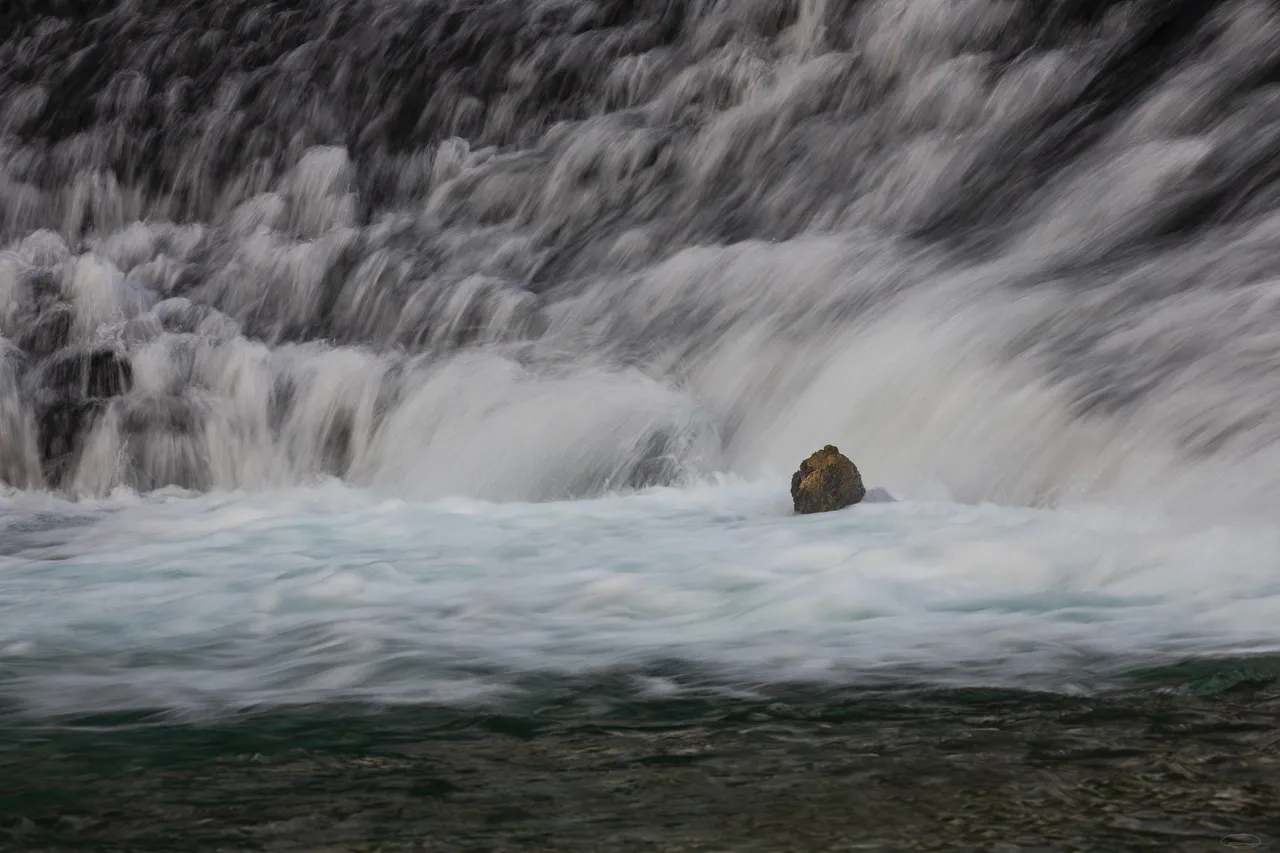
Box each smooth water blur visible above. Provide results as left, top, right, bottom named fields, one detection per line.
left=4, top=0, right=1280, bottom=517
left=3, top=481, right=1279, bottom=720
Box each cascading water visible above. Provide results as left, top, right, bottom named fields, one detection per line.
left=4, top=0, right=1280, bottom=721
left=2, top=0, right=1279, bottom=511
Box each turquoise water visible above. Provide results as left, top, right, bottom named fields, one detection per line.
left=4, top=481, right=1280, bottom=718
left=3, top=672, right=1278, bottom=852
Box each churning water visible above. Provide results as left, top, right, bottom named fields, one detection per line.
left=4, top=0, right=1280, bottom=709
left=3, top=480, right=1280, bottom=718
left=3, top=2, right=1280, bottom=849
left=7, top=0, right=1280, bottom=512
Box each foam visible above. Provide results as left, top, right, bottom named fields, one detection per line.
left=2, top=482, right=1278, bottom=716
left=4, top=0, right=1280, bottom=721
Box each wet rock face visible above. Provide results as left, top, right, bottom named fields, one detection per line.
left=32, top=348, right=134, bottom=488
left=790, top=445, right=865, bottom=514
left=42, top=349, right=133, bottom=398
left=36, top=398, right=105, bottom=488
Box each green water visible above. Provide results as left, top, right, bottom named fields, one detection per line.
left=3, top=662, right=1279, bottom=852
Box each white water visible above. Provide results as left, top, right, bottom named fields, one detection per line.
left=6, top=0, right=1280, bottom=718
left=6, top=1, right=1280, bottom=514
left=3, top=480, right=1278, bottom=717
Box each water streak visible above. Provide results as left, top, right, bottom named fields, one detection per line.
left=1, top=0, right=1279, bottom=515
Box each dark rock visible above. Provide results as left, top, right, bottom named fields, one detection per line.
left=625, top=428, right=683, bottom=490
left=42, top=349, right=133, bottom=398
left=33, top=349, right=134, bottom=487
left=37, top=398, right=105, bottom=488
left=790, top=445, right=865, bottom=514
left=120, top=394, right=200, bottom=434
left=864, top=486, right=895, bottom=503
left=17, top=302, right=73, bottom=356
left=119, top=396, right=211, bottom=493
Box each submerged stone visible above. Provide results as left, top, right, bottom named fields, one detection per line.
left=790, top=445, right=865, bottom=514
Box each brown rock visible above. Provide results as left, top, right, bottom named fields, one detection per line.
left=790, top=445, right=865, bottom=514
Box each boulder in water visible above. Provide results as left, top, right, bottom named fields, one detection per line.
left=790, top=445, right=865, bottom=514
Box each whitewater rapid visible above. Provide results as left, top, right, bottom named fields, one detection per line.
left=3, top=481, right=1278, bottom=718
